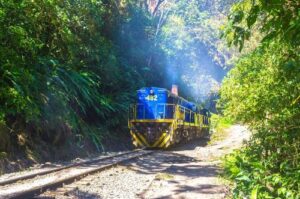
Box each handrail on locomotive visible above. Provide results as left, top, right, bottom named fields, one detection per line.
left=129, top=103, right=210, bottom=126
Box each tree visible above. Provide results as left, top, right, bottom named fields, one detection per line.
left=220, top=1, right=300, bottom=198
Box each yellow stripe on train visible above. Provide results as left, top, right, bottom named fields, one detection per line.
left=130, top=132, right=143, bottom=147
left=153, top=132, right=167, bottom=147
left=159, top=134, right=171, bottom=148
left=136, top=132, right=150, bottom=147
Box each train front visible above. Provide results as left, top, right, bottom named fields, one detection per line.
left=128, top=87, right=175, bottom=148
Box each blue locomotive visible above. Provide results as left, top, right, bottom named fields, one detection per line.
left=128, top=86, right=210, bottom=148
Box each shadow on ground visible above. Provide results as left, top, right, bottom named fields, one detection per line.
left=126, top=151, right=221, bottom=176
left=169, top=136, right=210, bottom=151
left=124, top=136, right=227, bottom=198
left=149, top=183, right=228, bottom=199
left=125, top=136, right=215, bottom=175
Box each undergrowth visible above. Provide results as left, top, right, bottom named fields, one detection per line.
left=223, top=144, right=300, bottom=199
left=209, top=114, right=234, bottom=145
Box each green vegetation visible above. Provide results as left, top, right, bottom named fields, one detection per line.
left=220, top=0, right=300, bottom=198
left=0, top=0, right=172, bottom=154
left=209, top=114, right=233, bottom=144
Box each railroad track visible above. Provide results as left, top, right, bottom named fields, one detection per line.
left=0, top=149, right=153, bottom=199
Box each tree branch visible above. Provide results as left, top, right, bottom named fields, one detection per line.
left=152, top=0, right=165, bottom=16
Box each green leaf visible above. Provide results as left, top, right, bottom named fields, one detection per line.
left=251, top=186, right=259, bottom=199
left=247, top=5, right=260, bottom=28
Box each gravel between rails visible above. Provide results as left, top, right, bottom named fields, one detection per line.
left=37, top=125, right=250, bottom=199
left=39, top=165, right=155, bottom=199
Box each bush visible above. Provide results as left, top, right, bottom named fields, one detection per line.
left=223, top=147, right=300, bottom=199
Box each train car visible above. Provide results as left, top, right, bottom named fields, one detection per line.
left=128, top=85, right=210, bottom=148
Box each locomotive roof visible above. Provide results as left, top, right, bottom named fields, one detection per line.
left=137, top=87, right=166, bottom=91
left=137, top=87, right=195, bottom=106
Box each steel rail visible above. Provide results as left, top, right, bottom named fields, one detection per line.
left=0, top=149, right=146, bottom=186
left=0, top=149, right=153, bottom=199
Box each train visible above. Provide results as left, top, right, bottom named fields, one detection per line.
left=128, top=85, right=210, bottom=148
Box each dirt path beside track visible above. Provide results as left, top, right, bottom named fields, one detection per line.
left=141, top=124, right=250, bottom=199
